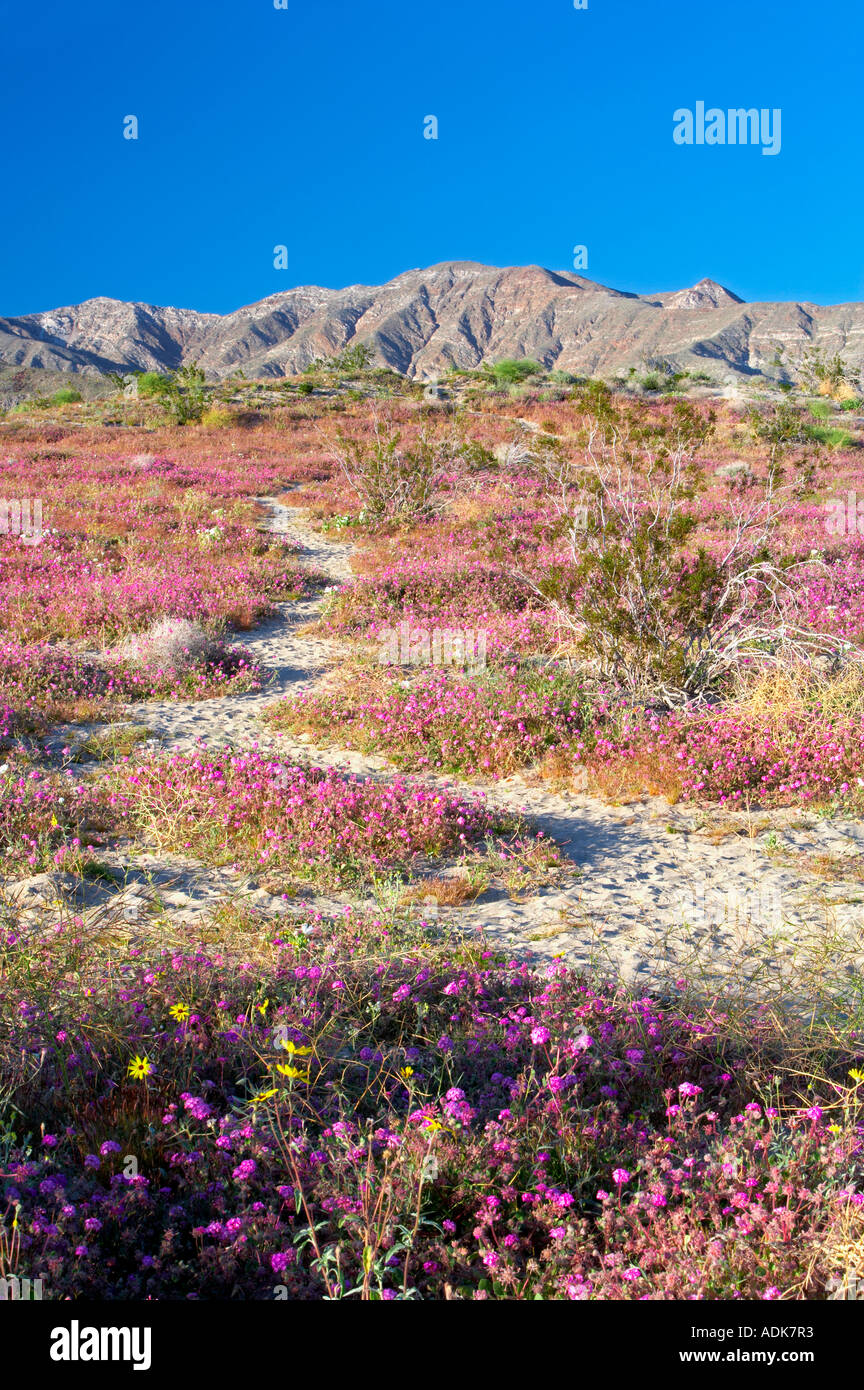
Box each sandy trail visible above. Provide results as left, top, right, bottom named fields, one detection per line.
left=92, top=497, right=863, bottom=986
left=126, top=497, right=355, bottom=749
left=14, top=497, right=864, bottom=989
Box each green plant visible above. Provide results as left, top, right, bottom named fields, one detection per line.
left=332, top=342, right=375, bottom=375
left=487, top=358, right=542, bottom=386
left=200, top=406, right=235, bottom=428
left=327, top=413, right=460, bottom=527
left=137, top=371, right=171, bottom=399
left=805, top=424, right=854, bottom=449
left=527, top=398, right=836, bottom=701
left=799, top=346, right=858, bottom=399
left=157, top=363, right=208, bottom=425
left=747, top=400, right=813, bottom=482
left=50, top=387, right=82, bottom=405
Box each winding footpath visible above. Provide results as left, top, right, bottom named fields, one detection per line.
left=13, top=497, right=864, bottom=993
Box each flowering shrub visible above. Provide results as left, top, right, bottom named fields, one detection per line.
left=0, top=918, right=861, bottom=1300
left=582, top=705, right=864, bottom=807
left=0, top=764, right=88, bottom=873
left=0, top=450, right=317, bottom=643
left=266, top=668, right=588, bottom=777
left=269, top=664, right=864, bottom=808
left=0, top=637, right=268, bottom=727
left=0, top=701, right=18, bottom=748
left=94, top=750, right=507, bottom=887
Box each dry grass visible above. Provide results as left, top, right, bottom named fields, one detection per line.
left=399, top=874, right=481, bottom=907
left=694, top=820, right=749, bottom=843
left=75, top=724, right=151, bottom=762
left=764, top=848, right=864, bottom=884
left=538, top=748, right=587, bottom=788
left=734, top=663, right=864, bottom=729
left=821, top=1205, right=864, bottom=1298
left=581, top=753, right=685, bottom=805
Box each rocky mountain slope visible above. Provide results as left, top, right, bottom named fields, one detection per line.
left=2, top=261, right=862, bottom=384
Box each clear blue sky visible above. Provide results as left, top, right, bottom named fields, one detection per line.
left=2, top=0, right=860, bottom=315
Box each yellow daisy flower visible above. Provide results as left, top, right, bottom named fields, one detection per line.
left=127, top=1054, right=152, bottom=1081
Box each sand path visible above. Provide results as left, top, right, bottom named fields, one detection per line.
left=68, top=496, right=856, bottom=991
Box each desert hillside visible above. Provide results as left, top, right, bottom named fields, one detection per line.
left=3, top=260, right=862, bottom=386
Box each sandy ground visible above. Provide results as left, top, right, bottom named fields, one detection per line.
left=10, top=497, right=864, bottom=992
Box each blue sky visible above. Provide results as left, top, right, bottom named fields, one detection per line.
left=1, top=0, right=860, bottom=315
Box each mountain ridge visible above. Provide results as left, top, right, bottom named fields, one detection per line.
left=1, top=261, right=860, bottom=384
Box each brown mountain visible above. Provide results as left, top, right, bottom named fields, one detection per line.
left=0, top=261, right=859, bottom=384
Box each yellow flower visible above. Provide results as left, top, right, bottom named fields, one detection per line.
left=279, top=1040, right=312, bottom=1056
left=127, top=1054, right=152, bottom=1081
left=256, top=999, right=269, bottom=1016
left=169, top=1003, right=191, bottom=1022
left=251, top=1088, right=278, bottom=1104
left=424, top=1119, right=443, bottom=1132
left=50, top=814, right=58, bottom=828
left=849, top=1069, right=864, bottom=1084
left=276, top=1065, right=309, bottom=1081
left=399, top=1066, right=414, bottom=1080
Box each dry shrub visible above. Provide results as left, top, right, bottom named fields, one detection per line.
left=117, top=618, right=218, bottom=670
left=820, top=1205, right=864, bottom=1298
left=586, top=752, right=685, bottom=804
left=734, top=663, right=864, bottom=731
left=399, top=875, right=478, bottom=907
